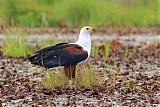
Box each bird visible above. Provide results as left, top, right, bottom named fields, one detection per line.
left=28, top=26, right=96, bottom=79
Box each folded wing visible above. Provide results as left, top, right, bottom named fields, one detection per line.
left=28, top=43, right=88, bottom=68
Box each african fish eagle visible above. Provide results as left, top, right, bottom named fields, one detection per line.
left=28, top=26, right=96, bottom=79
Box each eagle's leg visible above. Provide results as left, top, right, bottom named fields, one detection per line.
left=64, top=65, right=76, bottom=79
left=64, top=65, right=76, bottom=89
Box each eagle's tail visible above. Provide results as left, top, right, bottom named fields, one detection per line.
left=28, top=54, right=41, bottom=65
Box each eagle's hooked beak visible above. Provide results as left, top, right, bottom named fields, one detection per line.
left=88, top=27, right=96, bottom=33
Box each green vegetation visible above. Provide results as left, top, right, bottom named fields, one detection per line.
left=91, top=45, right=98, bottom=57
left=76, top=64, right=103, bottom=88
left=104, top=41, right=109, bottom=57
left=125, top=46, right=129, bottom=57
left=2, top=29, right=34, bottom=57
left=0, top=0, right=159, bottom=27
left=2, top=36, right=33, bottom=57
left=1, top=28, right=64, bottom=57
left=40, top=64, right=103, bottom=89
left=40, top=69, right=68, bottom=89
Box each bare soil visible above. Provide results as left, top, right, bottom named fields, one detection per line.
left=0, top=35, right=160, bottom=106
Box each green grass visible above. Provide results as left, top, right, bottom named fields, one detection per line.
left=0, top=0, right=159, bottom=27
left=104, top=41, right=109, bottom=57
left=76, top=64, right=103, bottom=88
left=39, top=63, right=103, bottom=89
left=91, top=45, right=98, bottom=57
left=125, top=46, right=129, bottom=57
left=2, top=36, right=33, bottom=57
left=40, top=69, right=68, bottom=89
left=2, top=29, right=34, bottom=57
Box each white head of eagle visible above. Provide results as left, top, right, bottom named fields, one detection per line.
left=75, top=26, right=96, bottom=58
left=28, top=26, right=96, bottom=79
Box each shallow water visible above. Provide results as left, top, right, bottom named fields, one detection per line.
left=0, top=34, right=159, bottom=43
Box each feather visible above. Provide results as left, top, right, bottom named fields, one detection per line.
left=28, top=43, right=88, bottom=68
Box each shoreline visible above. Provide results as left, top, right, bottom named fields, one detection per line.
left=0, top=26, right=160, bottom=36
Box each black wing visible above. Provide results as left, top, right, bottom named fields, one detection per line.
left=35, top=43, right=68, bottom=53
left=28, top=43, right=88, bottom=68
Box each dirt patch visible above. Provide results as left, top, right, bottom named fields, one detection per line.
left=0, top=37, right=160, bottom=106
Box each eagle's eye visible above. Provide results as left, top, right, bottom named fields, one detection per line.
left=86, top=27, right=96, bottom=33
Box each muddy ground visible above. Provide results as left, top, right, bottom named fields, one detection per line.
left=0, top=35, right=160, bottom=107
